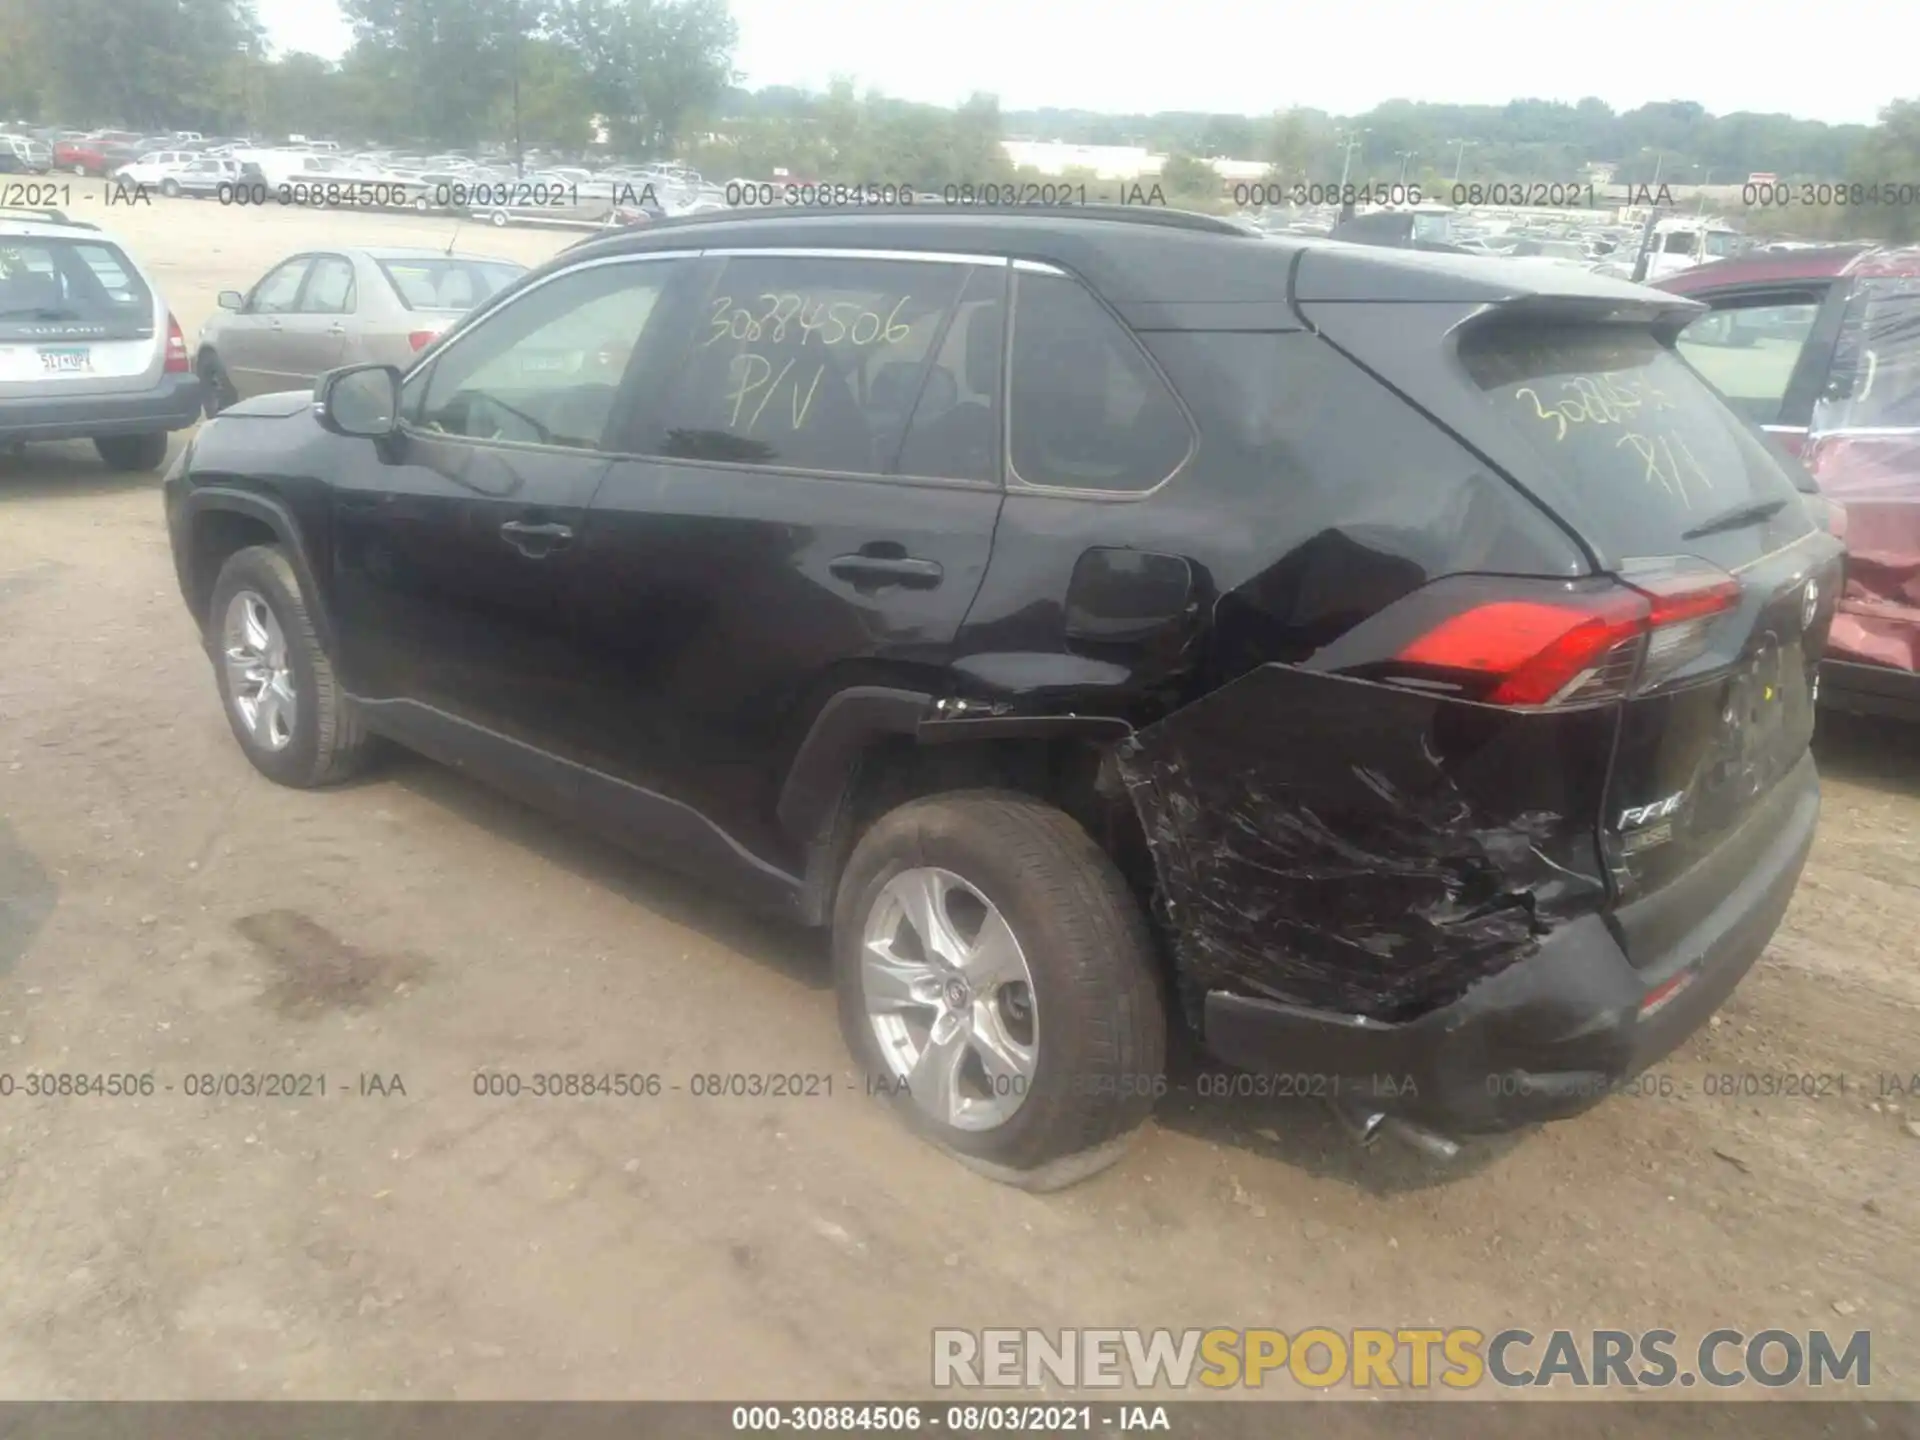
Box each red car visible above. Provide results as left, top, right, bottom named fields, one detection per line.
left=53, top=136, right=136, bottom=177
left=1661, top=245, right=1920, bottom=719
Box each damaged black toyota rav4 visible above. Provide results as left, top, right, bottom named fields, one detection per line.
left=164, top=205, right=1840, bottom=1186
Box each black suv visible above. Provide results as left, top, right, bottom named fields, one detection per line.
left=165, top=206, right=1839, bottom=1187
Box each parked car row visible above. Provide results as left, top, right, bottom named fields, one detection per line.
left=0, top=204, right=528, bottom=472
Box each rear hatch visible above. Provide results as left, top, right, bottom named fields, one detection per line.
left=1296, top=254, right=1844, bottom=956
left=0, top=232, right=161, bottom=396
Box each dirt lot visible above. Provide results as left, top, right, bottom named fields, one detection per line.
left=1, top=192, right=1917, bottom=1403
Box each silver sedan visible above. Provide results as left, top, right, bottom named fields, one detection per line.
left=195, top=246, right=526, bottom=413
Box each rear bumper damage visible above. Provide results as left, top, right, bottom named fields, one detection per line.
left=1204, top=760, right=1813, bottom=1134
left=1118, top=664, right=1820, bottom=1137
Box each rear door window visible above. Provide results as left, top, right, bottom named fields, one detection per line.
left=645, top=254, right=973, bottom=477
left=1458, top=322, right=1814, bottom=568
left=1008, top=270, right=1192, bottom=492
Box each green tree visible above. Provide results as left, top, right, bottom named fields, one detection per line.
left=544, top=0, right=737, bottom=157
left=1846, top=98, right=1920, bottom=242
left=23, top=0, right=262, bottom=129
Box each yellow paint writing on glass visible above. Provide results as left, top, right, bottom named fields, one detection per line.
left=724, top=353, right=826, bottom=433
left=705, top=293, right=915, bottom=349
left=1615, top=428, right=1715, bottom=508
left=1512, top=372, right=1675, bottom=442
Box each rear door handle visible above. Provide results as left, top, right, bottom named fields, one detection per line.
left=828, top=554, right=943, bottom=588
left=327, top=322, right=347, bottom=335
left=500, top=519, right=573, bottom=557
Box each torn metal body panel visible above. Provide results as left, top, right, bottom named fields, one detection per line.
left=1116, top=665, right=1612, bottom=1023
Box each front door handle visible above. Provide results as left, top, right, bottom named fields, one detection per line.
left=327, top=322, right=347, bottom=336
left=500, top=519, right=573, bottom=557
left=828, top=554, right=943, bottom=588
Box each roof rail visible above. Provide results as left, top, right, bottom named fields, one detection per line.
left=607, top=202, right=1258, bottom=238
left=0, top=205, right=91, bottom=229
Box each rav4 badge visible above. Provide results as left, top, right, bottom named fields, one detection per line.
left=1619, top=792, right=1686, bottom=829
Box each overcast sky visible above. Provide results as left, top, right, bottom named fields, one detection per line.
left=254, top=0, right=1908, bottom=128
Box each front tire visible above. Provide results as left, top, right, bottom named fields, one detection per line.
left=93, top=432, right=168, bottom=471
left=199, top=351, right=236, bottom=418
left=207, top=545, right=374, bottom=788
left=160, top=177, right=180, bottom=197
left=833, top=791, right=1166, bottom=1189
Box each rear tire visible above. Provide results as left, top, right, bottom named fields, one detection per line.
left=160, top=177, right=180, bottom=198
left=93, top=432, right=168, bottom=471
left=833, top=790, right=1166, bottom=1189
left=207, top=545, right=374, bottom=789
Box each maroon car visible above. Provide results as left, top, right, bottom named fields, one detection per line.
left=53, top=135, right=137, bottom=177
left=1661, top=245, right=1920, bottom=719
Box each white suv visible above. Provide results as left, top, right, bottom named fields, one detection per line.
left=0, top=208, right=203, bottom=469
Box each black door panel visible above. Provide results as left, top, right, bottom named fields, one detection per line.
left=330, top=431, right=608, bottom=753
left=572, top=462, right=1001, bottom=867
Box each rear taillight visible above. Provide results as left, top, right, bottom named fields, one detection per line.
left=164, top=314, right=189, bottom=373
left=408, top=330, right=439, bottom=352
left=1394, top=559, right=1740, bottom=708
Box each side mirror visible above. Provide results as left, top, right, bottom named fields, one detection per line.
left=217, top=290, right=244, bottom=311
left=315, top=364, right=401, bottom=438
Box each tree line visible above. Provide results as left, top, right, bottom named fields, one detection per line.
left=0, top=0, right=1914, bottom=237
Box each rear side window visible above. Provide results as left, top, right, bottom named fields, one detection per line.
left=1008, top=270, right=1191, bottom=492
left=1459, top=323, right=1811, bottom=564
left=0, top=239, right=153, bottom=339
left=647, top=254, right=972, bottom=477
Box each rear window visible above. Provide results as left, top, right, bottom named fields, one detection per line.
left=0, top=238, right=153, bottom=340
left=378, top=258, right=524, bottom=312
left=1458, top=323, right=1811, bottom=563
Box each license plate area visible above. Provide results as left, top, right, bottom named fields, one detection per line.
left=38, top=347, right=92, bottom=374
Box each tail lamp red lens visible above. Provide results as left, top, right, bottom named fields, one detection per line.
left=1395, top=562, right=1740, bottom=707
left=164, top=314, right=189, bottom=373
left=408, top=330, right=439, bottom=351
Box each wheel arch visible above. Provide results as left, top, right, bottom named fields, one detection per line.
left=782, top=691, right=1159, bottom=952
left=177, top=489, right=333, bottom=650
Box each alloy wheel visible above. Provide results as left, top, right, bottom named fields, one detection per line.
left=221, top=589, right=296, bottom=751
left=861, top=866, right=1039, bottom=1131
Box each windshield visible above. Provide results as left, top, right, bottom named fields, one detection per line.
left=1705, top=231, right=1743, bottom=258
left=1459, top=322, right=1813, bottom=566
left=377, top=257, right=525, bottom=311
left=1412, top=212, right=1452, bottom=242
left=0, top=238, right=152, bottom=337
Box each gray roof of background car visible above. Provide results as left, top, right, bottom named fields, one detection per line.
left=552, top=205, right=1700, bottom=319
left=333, top=245, right=527, bottom=265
